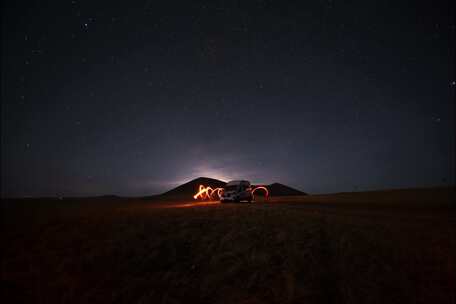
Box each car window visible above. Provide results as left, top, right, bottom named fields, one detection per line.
left=224, top=185, right=238, bottom=191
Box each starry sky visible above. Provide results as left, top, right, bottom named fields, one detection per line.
left=1, top=0, right=455, bottom=197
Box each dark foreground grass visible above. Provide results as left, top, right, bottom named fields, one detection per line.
left=1, top=188, right=455, bottom=304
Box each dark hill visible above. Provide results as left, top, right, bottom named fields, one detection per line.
left=161, top=177, right=226, bottom=198
left=264, top=183, right=307, bottom=196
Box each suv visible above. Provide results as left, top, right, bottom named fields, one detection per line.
left=220, top=180, right=253, bottom=203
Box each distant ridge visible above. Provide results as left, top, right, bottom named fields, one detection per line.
left=160, top=177, right=306, bottom=198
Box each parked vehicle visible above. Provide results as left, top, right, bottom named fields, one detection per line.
left=220, top=180, right=253, bottom=203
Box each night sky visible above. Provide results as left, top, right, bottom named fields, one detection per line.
left=2, top=0, right=455, bottom=197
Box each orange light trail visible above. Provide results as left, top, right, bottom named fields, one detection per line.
left=252, top=186, right=269, bottom=197
left=193, top=184, right=269, bottom=200
left=193, top=185, right=224, bottom=200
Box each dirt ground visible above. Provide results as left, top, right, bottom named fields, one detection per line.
left=1, top=187, right=455, bottom=304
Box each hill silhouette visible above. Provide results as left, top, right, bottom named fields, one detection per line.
left=160, top=177, right=306, bottom=198
left=255, top=182, right=307, bottom=196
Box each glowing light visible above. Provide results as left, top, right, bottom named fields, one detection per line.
left=252, top=186, right=269, bottom=197
left=174, top=201, right=220, bottom=208
left=193, top=185, right=224, bottom=200
left=193, top=184, right=269, bottom=200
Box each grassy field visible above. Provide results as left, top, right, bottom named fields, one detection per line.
left=1, top=187, right=455, bottom=304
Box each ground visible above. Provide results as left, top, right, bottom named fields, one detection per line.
left=1, top=188, right=455, bottom=304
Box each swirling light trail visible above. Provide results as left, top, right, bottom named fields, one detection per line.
left=252, top=186, right=269, bottom=197
left=193, top=184, right=269, bottom=201
left=193, top=185, right=224, bottom=200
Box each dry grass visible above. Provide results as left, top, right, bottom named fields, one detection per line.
left=1, top=188, right=455, bottom=303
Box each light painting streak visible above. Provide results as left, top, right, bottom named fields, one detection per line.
left=251, top=186, right=269, bottom=197
left=193, top=185, right=224, bottom=200
left=193, top=184, right=269, bottom=200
